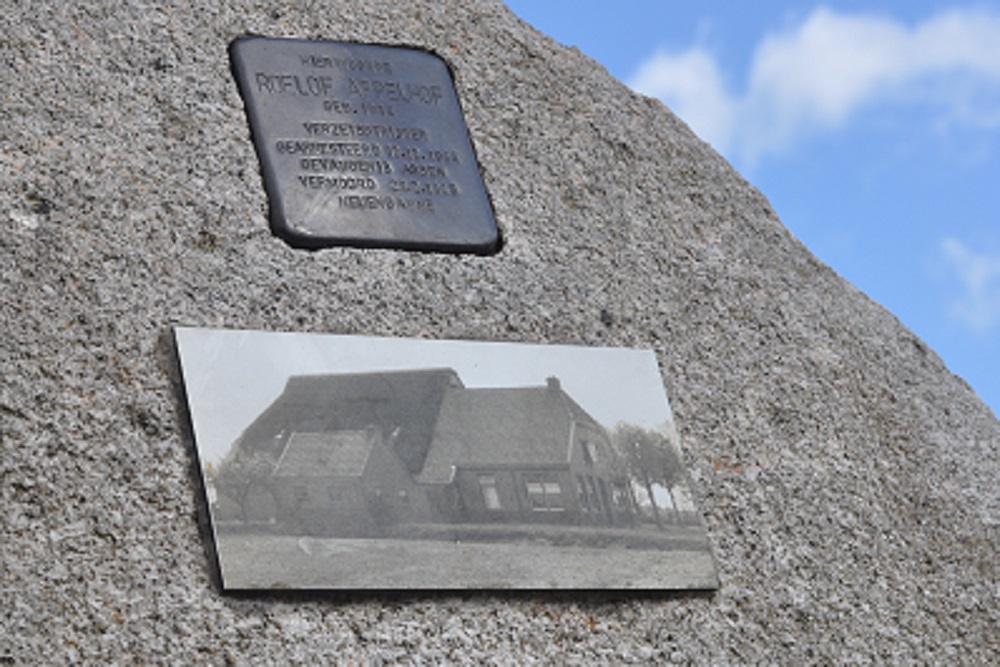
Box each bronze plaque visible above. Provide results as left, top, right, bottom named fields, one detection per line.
left=230, top=37, right=499, bottom=253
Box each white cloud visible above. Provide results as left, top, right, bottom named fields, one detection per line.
left=628, top=7, right=1000, bottom=164
left=629, top=48, right=736, bottom=152
left=941, top=238, right=1000, bottom=333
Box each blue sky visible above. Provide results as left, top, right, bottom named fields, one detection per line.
left=505, top=1, right=1000, bottom=418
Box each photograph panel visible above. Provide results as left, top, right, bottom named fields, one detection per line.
left=175, top=328, right=719, bottom=590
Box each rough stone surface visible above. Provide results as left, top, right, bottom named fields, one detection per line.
left=2, top=1, right=997, bottom=663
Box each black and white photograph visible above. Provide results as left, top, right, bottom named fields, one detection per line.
left=175, top=328, right=718, bottom=590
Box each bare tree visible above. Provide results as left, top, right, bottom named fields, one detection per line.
left=612, top=423, right=684, bottom=529
left=213, top=451, right=277, bottom=522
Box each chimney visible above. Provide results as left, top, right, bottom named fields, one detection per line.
left=546, top=376, right=561, bottom=392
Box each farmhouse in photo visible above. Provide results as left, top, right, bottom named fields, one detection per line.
left=210, top=368, right=682, bottom=536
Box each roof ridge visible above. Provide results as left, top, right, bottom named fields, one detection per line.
left=285, top=367, right=460, bottom=382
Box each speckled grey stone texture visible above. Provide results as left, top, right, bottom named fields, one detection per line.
left=2, top=1, right=997, bottom=663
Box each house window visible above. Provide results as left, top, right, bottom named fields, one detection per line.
left=598, top=478, right=611, bottom=513
left=611, top=482, right=631, bottom=510
left=587, top=476, right=602, bottom=513
left=580, top=440, right=596, bottom=466
left=524, top=475, right=564, bottom=512
left=577, top=475, right=591, bottom=511
left=478, top=475, right=502, bottom=510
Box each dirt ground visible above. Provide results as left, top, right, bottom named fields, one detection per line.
left=216, top=532, right=719, bottom=590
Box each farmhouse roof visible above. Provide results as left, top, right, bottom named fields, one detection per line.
left=230, top=368, right=462, bottom=469
left=415, top=381, right=604, bottom=484
left=273, top=431, right=374, bottom=477
left=230, top=368, right=609, bottom=484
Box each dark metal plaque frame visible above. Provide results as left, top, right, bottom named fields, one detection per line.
left=230, top=36, right=499, bottom=253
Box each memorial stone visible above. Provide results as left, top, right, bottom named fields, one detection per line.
left=3, top=0, right=998, bottom=663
